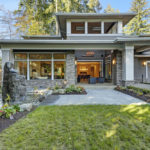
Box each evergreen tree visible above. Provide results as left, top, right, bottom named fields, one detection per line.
left=124, top=0, right=150, bottom=35
left=14, top=0, right=102, bottom=36
left=104, top=4, right=120, bottom=13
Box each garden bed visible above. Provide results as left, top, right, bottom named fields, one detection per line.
left=0, top=107, right=36, bottom=133
left=115, top=86, right=150, bottom=103
left=52, top=90, right=87, bottom=95
left=52, top=85, right=87, bottom=95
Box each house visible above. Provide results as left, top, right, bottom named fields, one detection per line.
left=0, top=13, right=150, bottom=88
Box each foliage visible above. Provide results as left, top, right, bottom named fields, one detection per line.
left=65, top=85, right=84, bottom=93
left=5, top=94, right=11, bottom=103
left=104, top=4, right=120, bottom=13
left=1, top=105, right=150, bottom=149
left=127, top=86, right=150, bottom=95
left=14, top=0, right=102, bottom=35
left=0, top=104, right=20, bottom=119
left=54, top=83, right=61, bottom=90
left=0, top=6, right=17, bottom=39
left=117, top=85, right=150, bottom=96
left=124, top=0, right=150, bottom=35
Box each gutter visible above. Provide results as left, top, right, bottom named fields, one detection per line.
left=115, top=37, right=150, bottom=42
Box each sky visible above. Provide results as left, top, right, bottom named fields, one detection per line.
left=0, top=0, right=146, bottom=12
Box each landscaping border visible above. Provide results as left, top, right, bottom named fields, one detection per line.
left=0, top=107, right=36, bottom=133
left=115, top=87, right=150, bottom=103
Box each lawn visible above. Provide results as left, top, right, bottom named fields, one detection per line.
left=0, top=105, right=150, bottom=150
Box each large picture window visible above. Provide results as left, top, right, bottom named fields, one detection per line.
left=30, top=61, right=51, bottom=79
left=14, top=61, right=27, bottom=79
left=54, top=61, right=65, bottom=79
left=14, top=53, right=66, bottom=80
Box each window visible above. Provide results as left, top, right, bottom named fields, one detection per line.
left=71, top=22, right=85, bottom=34
left=30, top=61, right=51, bottom=79
left=29, top=54, right=52, bottom=59
left=104, top=22, right=118, bottom=34
left=14, top=61, right=27, bottom=79
left=54, top=54, right=66, bottom=59
left=88, top=22, right=101, bottom=34
left=54, top=61, right=65, bottom=79
left=14, top=53, right=66, bottom=80
left=15, top=54, right=27, bottom=60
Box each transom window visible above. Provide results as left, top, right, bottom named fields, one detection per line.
left=29, top=54, right=52, bottom=59
left=69, top=20, right=119, bottom=35
left=104, top=22, right=118, bottom=34
left=71, top=22, right=85, bottom=34
left=14, top=53, right=66, bottom=80
left=88, top=22, right=101, bottom=34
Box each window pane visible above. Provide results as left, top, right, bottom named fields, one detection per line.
left=29, top=54, right=52, bottom=59
left=15, top=54, right=27, bottom=60
left=88, top=22, right=101, bottom=34
left=54, top=54, right=66, bottom=59
left=104, top=22, right=118, bottom=34
left=14, top=61, right=27, bottom=79
left=71, top=22, right=85, bottom=34
left=30, top=61, right=51, bottom=79
left=54, top=61, right=65, bottom=79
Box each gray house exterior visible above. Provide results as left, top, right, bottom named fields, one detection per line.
left=1, top=13, right=150, bottom=88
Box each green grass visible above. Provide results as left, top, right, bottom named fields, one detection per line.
left=1, top=105, right=150, bottom=150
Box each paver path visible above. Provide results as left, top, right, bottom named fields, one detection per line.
left=41, top=87, right=147, bottom=105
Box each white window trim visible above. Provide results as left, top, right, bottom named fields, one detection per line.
left=14, top=52, right=66, bottom=81
left=67, top=19, right=122, bottom=36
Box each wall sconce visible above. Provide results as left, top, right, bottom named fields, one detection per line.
left=75, top=60, right=77, bottom=65
left=112, top=59, right=116, bottom=65
left=143, top=61, right=146, bottom=66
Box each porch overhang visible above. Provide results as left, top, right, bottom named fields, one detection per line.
left=0, top=39, right=124, bottom=50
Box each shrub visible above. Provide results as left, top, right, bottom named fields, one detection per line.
left=54, top=83, right=61, bottom=90
left=0, top=104, right=21, bottom=119
left=127, top=86, right=150, bottom=95
left=65, top=85, right=84, bottom=94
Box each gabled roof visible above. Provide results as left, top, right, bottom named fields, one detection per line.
left=56, top=12, right=136, bottom=37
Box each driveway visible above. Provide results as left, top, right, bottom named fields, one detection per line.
left=41, top=86, right=147, bottom=105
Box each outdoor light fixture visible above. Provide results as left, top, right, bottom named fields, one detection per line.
left=76, top=27, right=84, bottom=31
left=143, top=61, right=146, bottom=66
left=75, top=60, right=77, bottom=65
left=92, top=27, right=101, bottom=31
left=112, top=59, right=116, bottom=65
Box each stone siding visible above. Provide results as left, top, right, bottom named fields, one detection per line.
left=26, top=79, right=65, bottom=89
left=116, top=51, right=122, bottom=85
left=66, top=51, right=76, bottom=85
left=112, top=50, right=122, bottom=85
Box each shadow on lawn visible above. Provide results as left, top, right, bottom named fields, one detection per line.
left=103, top=104, right=150, bottom=149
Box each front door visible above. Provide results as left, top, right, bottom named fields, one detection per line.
left=77, top=61, right=103, bottom=83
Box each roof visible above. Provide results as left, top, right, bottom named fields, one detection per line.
left=1, top=36, right=150, bottom=45
left=56, top=12, right=136, bottom=37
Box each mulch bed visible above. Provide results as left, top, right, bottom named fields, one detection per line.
left=115, top=88, right=150, bottom=103
left=52, top=90, right=87, bottom=95
left=0, top=107, right=36, bottom=133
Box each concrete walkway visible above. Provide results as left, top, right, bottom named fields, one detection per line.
left=41, top=86, right=147, bottom=106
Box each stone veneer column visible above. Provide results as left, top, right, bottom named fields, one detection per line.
left=122, top=43, right=134, bottom=86
left=116, top=51, right=122, bottom=85
left=112, top=50, right=122, bottom=85
left=66, top=51, right=76, bottom=85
